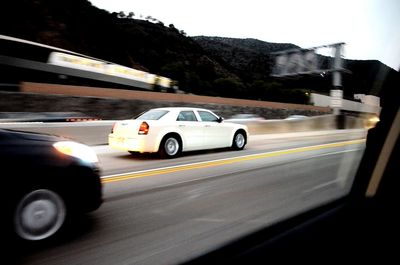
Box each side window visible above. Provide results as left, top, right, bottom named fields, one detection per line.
left=198, top=111, right=219, bottom=122
left=177, top=111, right=198, bottom=121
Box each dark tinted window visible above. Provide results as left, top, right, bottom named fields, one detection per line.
left=198, top=111, right=219, bottom=122
left=177, top=111, right=198, bottom=121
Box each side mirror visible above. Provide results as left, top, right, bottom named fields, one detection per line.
left=217, top=116, right=224, bottom=123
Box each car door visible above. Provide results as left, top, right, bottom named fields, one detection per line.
left=176, top=110, right=204, bottom=151
left=197, top=110, right=231, bottom=148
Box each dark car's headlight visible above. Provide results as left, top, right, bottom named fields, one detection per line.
left=53, top=141, right=99, bottom=163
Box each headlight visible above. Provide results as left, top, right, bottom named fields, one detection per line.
left=53, top=141, right=99, bottom=163
left=369, top=116, right=380, bottom=123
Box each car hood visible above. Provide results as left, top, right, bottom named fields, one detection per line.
left=0, top=129, right=66, bottom=143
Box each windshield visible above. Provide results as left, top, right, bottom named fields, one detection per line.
left=1, top=0, right=398, bottom=264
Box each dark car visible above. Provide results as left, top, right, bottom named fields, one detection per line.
left=0, top=129, right=102, bottom=241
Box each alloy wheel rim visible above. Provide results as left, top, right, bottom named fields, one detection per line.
left=235, top=133, right=245, bottom=148
left=165, top=138, right=179, bottom=156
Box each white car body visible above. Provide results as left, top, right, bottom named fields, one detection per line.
left=108, top=107, right=248, bottom=157
left=226, top=114, right=265, bottom=122
left=284, top=115, right=308, bottom=120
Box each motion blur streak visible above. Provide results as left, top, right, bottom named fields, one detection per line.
left=102, top=139, right=365, bottom=183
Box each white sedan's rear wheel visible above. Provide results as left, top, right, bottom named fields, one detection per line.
left=160, top=136, right=181, bottom=158
left=14, top=189, right=67, bottom=241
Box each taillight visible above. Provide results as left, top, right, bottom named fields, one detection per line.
left=111, top=122, right=117, bottom=133
left=138, top=122, right=149, bottom=135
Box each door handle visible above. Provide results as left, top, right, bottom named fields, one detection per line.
left=204, top=125, right=211, bottom=127
left=179, top=125, right=185, bottom=127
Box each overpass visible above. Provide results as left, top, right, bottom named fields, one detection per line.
left=0, top=34, right=172, bottom=91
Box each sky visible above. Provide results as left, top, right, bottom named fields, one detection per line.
left=89, top=0, right=400, bottom=70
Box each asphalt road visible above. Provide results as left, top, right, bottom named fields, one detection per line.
left=12, top=130, right=366, bottom=265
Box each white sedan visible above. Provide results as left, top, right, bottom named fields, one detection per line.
left=108, top=107, right=249, bottom=158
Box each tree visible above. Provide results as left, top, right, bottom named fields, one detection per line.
left=161, top=62, right=186, bottom=81
left=118, top=11, right=126, bottom=18
left=213, top=78, right=245, bottom=98
left=168, top=24, right=179, bottom=33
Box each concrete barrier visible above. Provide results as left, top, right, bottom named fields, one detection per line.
left=0, top=121, right=115, bottom=145
left=229, top=114, right=365, bottom=135
left=0, top=114, right=367, bottom=146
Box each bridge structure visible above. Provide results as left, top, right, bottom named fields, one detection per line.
left=0, top=34, right=173, bottom=92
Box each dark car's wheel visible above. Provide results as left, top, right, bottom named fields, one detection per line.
left=14, top=189, right=67, bottom=241
left=159, top=135, right=181, bottom=158
left=232, top=131, right=246, bottom=150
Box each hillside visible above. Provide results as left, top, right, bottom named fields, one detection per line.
left=194, top=37, right=398, bottom=99
left=194, top=36, right=298, bottom=81
left=0, top=0, right=397, bottom=104
left=0, top=0, right=239, bottom=96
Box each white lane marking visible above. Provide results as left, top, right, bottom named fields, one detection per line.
left=194, top=218, right=226, bottom=223
left=304, top=180, right=338, bottom=193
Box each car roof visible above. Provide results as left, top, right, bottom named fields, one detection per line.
left=151, top=107, right=212, bottom=112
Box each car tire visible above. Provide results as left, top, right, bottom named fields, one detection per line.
left=232, top=131, right=246, bottom=150
left=159, top=135, right=181, bottom=158
left=14, top=189, right=67, bottom=241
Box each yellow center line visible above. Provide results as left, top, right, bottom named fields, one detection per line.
left=102, top=139, right=365, bottom=184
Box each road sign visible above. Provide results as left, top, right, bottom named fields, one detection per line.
left=271, top=42, right=347, bottom=78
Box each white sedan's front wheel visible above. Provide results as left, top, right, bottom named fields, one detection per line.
left=14, top=189, right=67, bottom=241
left=232, top=131, right=246, bottom=150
